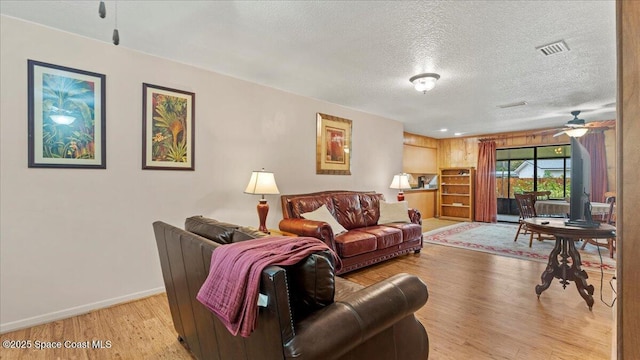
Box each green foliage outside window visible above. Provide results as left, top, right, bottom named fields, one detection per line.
left=496, top=176, right=570, bottom=199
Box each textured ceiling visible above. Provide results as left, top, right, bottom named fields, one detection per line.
left=0, top=1, right=617, bottom=139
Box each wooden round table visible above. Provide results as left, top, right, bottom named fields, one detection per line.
left=524, top=217, right=616, bottom=310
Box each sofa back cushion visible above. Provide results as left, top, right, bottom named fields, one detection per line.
left=284, top=191, right=385, bottom=229
left=332, top=193, right=366, bottom=229
left=185, top=216, right=238, bottom=244
left=289, top=195, right=335, bottom=219
left=232, top=226, right=269, bottom=242
left=359, top=193, right=384, bottom=226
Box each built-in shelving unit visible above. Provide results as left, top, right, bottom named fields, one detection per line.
left=439, top=167, right=475, bottom=221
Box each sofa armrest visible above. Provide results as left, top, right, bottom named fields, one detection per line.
left=284, top=273, right=428, bottom=360
left=278, top=218, right=337, bottom=251
left=408, top=208, right=422, bottom=225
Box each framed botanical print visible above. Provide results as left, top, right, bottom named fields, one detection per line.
left=316, top=113, right=352, bottom=175
left=28, top=60, right=106, bottom=168
left=142, top=83, right=195, bottom=170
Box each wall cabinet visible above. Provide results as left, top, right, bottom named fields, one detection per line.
left=439, top=167, right=475, bottom=221
left=404, top=190, right=436, bottom=220
left=403, top=145, right=437, bottom=174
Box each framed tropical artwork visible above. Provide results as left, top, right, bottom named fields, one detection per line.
left=142, top=83, right=195, bottom=170
left=316, top=113, right=352, bottom=175
left=27, top=60, right=106, bottom=168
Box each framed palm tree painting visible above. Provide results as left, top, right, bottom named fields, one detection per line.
left=142, top=83, right=195, bottom=170
left=28, top=60, right=106, bottom=168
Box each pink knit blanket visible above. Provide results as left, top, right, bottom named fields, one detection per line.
left=196, top=236, right=339, bottom=337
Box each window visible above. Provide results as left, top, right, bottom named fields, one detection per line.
left=496, top=144, right=571, bottom=201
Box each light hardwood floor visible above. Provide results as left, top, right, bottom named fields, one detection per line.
left=1, top=220, right=615, bottom=360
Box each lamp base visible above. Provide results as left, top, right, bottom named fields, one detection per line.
left=397, top=192, right=405, bottom=202
left=257, top=199, right=269, bottom=233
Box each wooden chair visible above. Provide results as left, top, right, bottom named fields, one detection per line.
left=581, top=196, right=616, bottom=258
left=603, top=191, right=616, bottom=202
left=523, top=190, right=551, bottom=204
left=514, top=193, right=554, bottom=247
left=598, top=191, right=617, bottom=221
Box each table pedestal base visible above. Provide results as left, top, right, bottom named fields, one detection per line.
left=535, top=236, right=594, bottom=310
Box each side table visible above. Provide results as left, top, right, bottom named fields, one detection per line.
left=524, top=218, right=616, bottom=310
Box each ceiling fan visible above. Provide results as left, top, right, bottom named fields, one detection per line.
left=552, top=110, right=604, bottom=137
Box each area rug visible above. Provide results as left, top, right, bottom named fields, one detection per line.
left=423, top=222, right=616, bottom=272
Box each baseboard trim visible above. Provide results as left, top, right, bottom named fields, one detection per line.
left=0, top=287, right=165, bottom=334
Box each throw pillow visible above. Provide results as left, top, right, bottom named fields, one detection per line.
left=301, top=205, right=348, bottom=235
left=378, top=201, right=411, bottom=224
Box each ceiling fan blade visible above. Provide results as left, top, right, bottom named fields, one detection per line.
left=585, top=122, right=604, bottom=128
left=553, top=131, right=566, bottom=137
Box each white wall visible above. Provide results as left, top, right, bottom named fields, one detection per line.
left=0, top=16, right=404, bottom=332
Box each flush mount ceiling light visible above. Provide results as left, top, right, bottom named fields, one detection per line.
left=410, top=73, right=440, bottom=93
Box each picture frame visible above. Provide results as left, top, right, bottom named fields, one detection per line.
left=28, top=60, right=106, bottom=169
left=142, top=83, right=195, bottom=170
left=316, top=113, right=352, bottom=175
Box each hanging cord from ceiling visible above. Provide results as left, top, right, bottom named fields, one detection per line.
left=112, top=1, right=120, bottom=45
left=98, top=1, right=106, bottom=18
left=98, top=1, right=119, bottom=45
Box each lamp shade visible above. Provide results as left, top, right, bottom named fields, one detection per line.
left=565, top=128, right=589, bottom=137
left=244, top=169, right=280, bottom=195
left=389, top=173, right=411, bottom=190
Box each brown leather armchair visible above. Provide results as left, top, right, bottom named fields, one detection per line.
left=153, top=218, right=429, bottom=360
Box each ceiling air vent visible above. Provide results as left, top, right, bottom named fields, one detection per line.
left=536, top=40, right=570, bottom=56
left=497, top=101, right=528, bottom=109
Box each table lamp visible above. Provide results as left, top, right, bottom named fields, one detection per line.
left=244, top=168, right=280, bottom=233
left=389, top=173, right=411, bottom=201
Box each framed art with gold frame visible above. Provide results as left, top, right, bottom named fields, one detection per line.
left=316, top=113, right=352, bottom=175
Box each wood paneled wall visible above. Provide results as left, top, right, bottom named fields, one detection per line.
left=437, top=129, right=570, bottom=168
left=617, top=1, right=640, bottom=358
left=605, top=129, right=617, bottom=193
left=437, top=136, right=479, bottom=168
left=403, top=131, right=439, bottom=173
left=433, top=127, right=616, bottom=193
left=403, top=132, right=438, bottom=148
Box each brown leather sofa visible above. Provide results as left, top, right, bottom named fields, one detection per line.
left=153, top=216, right=429, bottom=360
left=279, top=190, right=423, bottom=274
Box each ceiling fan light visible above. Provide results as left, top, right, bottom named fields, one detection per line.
left=410, top=73, right=440, bottom=93
left=565, top=128, right=588, bottom=137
